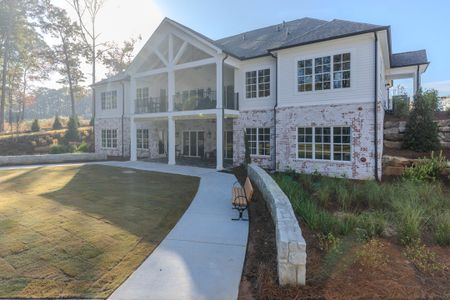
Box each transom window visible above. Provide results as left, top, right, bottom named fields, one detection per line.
left=137, top=129, right=149, bottom=149
left=297, top=59, right=313, bottom=92
left=245, top=68, right=270, bottom=98
left=297, top=127, right=351, bottom=161
left=101, top=91, right=117, bottom=110
left=333, top=53, right=351, bottom=89
left=101, top=129, right=117, bottom=148
left=297, top=52, right=351, bottom=92
left=246, top=128, right=270, bottom=156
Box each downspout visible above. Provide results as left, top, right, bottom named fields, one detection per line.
left=221, top=54, right=228, bottom=167
left=373, top=32, right=379, bottom=181
left=416, top=65, right=420, bottom=94
left=121, top=81, right=125, bottom=158
left=270, top=53, right=278, bottom=170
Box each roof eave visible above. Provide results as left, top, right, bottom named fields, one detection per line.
left=267, top=26, right=391, bottom=52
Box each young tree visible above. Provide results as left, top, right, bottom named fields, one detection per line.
left=52, top=115, right=63, bottom=130
left=403, top=89, right=440, bottom=152
left=101, top=37, right=140, bottom=76
left=44, top=4, right=85, bottom=117
left=31, top=118, right=39, bottom=132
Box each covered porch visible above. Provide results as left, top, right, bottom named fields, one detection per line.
left=131, top=111, right=237, bottom=170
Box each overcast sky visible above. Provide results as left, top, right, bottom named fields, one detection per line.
left=49, top=0, right=450, bottom=96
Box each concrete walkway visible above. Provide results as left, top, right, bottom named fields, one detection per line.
left=101, top=161, right=249, bottom=300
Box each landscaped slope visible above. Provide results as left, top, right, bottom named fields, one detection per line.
left=0, top=164, right=199, bottom=298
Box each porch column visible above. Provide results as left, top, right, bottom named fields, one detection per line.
left=216, top=110, right=224, bottom=170
left=130, top=118, right=137, bottom=161
left=168, top=116, right=176, bottom=165
left=413, top=66, right=421, bottom=95
left=216, top=56, right=223, bottom=109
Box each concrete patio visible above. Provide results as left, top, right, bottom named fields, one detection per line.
left=102, top=161, right=248, bottom=300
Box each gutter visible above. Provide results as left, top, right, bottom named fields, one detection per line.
left=373, top=32, right=379, bottom=181
left=121, top=81, right=125, bottom=157
left=270, top=52, right=278, bottom=170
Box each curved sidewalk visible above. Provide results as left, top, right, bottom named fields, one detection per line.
left=103, top=161, right=249, bottom=300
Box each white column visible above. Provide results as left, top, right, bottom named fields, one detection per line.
left=130, top=119, right=137, bottom=161
left=216, top=110, right=224, bottom=170
left=168, top=116, right=176, bottom=165
left=168, top=71, right=175, bottom=112
left=130, top=77, right=136, bottom=114
left=413, top=72, right=418, bottom=95
left=216, top=57, right=223, bottom=109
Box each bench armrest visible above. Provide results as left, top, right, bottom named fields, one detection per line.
left=233, top=181, right=242, bottom=189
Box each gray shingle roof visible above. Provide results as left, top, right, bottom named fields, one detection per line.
left=92, top=72, right=129, bottom=87
left=391, top=50, right=428, bottom=68
left=215, top=18, right=387, bottom=59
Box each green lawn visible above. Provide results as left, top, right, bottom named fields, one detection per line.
left=0, top=164, right=199, bottom=298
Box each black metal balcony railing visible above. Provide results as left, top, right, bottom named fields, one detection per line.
left=174, top=89, right=217, bottom=111
left=135, top=97, right=168, bottom=114
left=223, top=92, right=239, bottom=110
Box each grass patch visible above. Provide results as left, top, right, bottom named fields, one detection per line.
left=0, top=165, right=199, bottom=298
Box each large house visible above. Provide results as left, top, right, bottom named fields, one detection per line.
left=93, top=17, right=429, bottom=180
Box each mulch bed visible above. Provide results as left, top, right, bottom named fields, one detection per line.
left=233, top=166, right=450, bottom=300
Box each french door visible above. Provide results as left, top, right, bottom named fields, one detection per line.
left=182, top=131, right=205, bottom=157
left=224, top=131, right=233, bottom=159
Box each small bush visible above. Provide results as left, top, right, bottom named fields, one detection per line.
left=52, top=115, right=63, bottom=130
left=31, top=119, right=40, bottom=132
left=403, top=89, right=440, bottom=152
left=356, top=211, right=387, bottom=240
left=89, top=117, right=94, bottom=126
left=317, top=233, right=340, bottom=252
left=356, top=239, right=389, bottom=269
left=395, top=200, right=424, bottom=245
left=76, top=142, right=89, bottom=153
left=433, top=212, right=450, bottom=245
left=392, top=95, right=409, bottom=117
left=403, top=152, right=447, bottom=181
left=64, top=116, right=80, bottom=142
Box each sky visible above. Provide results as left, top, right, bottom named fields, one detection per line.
left=52, top=0, right=450, bottom=96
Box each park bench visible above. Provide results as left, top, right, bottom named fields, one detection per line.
left=231, top=177, right=254, bottom=221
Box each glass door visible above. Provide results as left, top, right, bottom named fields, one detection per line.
left=183, top=131, right=204, bottom=157
left=224, top=131, right=233, bottom=159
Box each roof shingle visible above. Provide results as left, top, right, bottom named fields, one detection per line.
left=391, top=50, right=428, bottom=68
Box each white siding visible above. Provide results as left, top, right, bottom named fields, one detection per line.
left=94, top=81, right=129, bottom=118
left=276, top=33, right=376, bottom=107
left=235, top=56, right=276, bottom=111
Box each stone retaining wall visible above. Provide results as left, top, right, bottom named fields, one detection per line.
left=384, top=119, right=450, bottom=149
left=247, top=164, right=306, bottom=285
left=383, top=155, right=450, bottom=176
left=0, top=153, right=107, bottom=166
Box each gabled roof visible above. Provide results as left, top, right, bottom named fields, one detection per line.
left=92, top=72, right=129, bottom=87
left=390, top=50, right=429, bottom=68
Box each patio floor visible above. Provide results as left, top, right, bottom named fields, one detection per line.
left=144, top=156, right=234, bottom=169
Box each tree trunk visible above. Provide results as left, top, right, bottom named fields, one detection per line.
left=0, top=38, right=9, bottom=132
left=61, top=33, right=76, bottom=117
left=21, top=70, right=27, bottom=121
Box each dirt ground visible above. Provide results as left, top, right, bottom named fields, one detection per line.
left=234, top=166, right=450, bottom=300
left=0, top=164, right=199, bottom=298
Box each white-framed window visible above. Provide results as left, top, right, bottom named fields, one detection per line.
left=246, top=128, right=270, bottom=156
left=137, top=87, right=149, bottom=100
left=137, top=129, right=149, bottom=149
left=297, top=127, right=351, bottom=161
left=297, top=59, right=313, bottom=92
left=245, top=68, right=270, bottom=98
left=333, top=53, right=351, bottom=89
left=314, top=56, right=331, bottom=90
left=101, top=91, right=117, bottom=110
left=297, top=52, right=351, bottom=92
left=101, top=129, right=118, bottom=148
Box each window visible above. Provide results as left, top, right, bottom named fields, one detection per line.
left=101, top=129, right=118, bottom=148
left=137, top=129, right=149, bottom=149
left=246, top=68, right=270, bottom=98
left=245, top=71, right=257, bottom=98
left=297, top=127, right=313, bottom=159
left=258, top=69, right=270, bottom=97
left=333, top=53, right=351, bottom=89
left=297, top=59, right=313, bottom=92
left=333, top=127, right=351, bottom=161
left=101, top=91, right=117, bottom=110
left=314, top=127, right=331, bottom=160
left=314, top=56, right=331, bottom=90
left=297, top=127, right=351, bottom=161
left=246, top=128, right=270, bottom=156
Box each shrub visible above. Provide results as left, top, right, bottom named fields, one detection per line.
left=392, top=95, right=409, bottom=117
left=433, top=212, right=450, bottom=245
left=356, top=211, right=387, bottom=240
left=52, top=115, right=63, bottom=130
left=403, top=89, right=440, bottom=152
left=31, top=119, right=40, bottom=132
left=64, top=116, right=80, bottom=142
left=76, top=142, right=89, bottom=153
left=89, top=117, right=94, bottom=126
left=403, top=151, right=447, bottom=181
left=395, top=199, right=424, bottom=245
left=446, top=106, right=450, bottom=115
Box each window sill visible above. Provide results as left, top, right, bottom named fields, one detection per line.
left=251, top=155, right=271, bottom=159
left=293, top=158, right=352, bottom=164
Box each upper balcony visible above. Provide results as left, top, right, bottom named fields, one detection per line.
left=135, top=96, right=168, bottom=114
left=174, top=89, right=216, bottom=111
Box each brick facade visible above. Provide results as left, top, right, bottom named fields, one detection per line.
left=95, top=117, right=130, bottom=157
